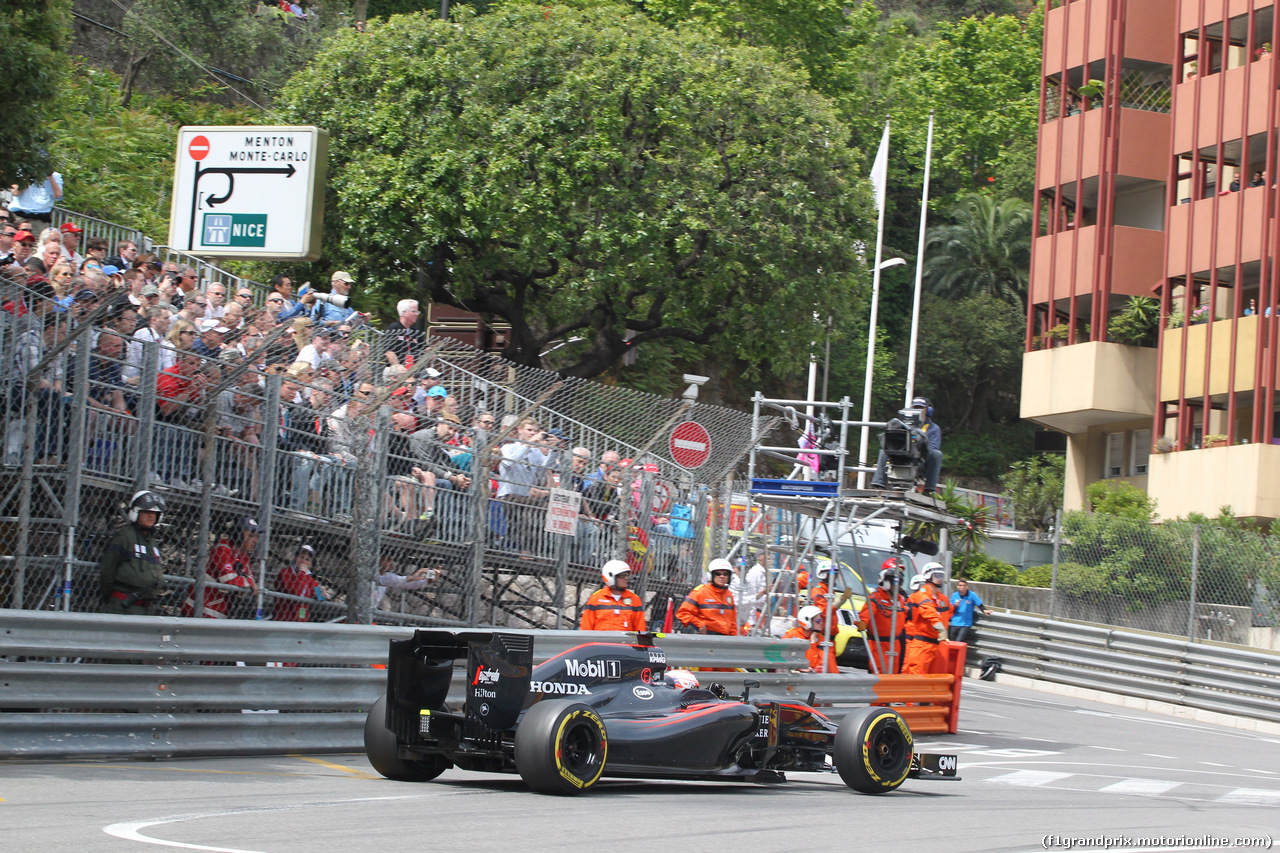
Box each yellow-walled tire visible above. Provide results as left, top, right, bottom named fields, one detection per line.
left=514, top=700, right=607, bottom=795
left=833, top=706, right=913, bottom=794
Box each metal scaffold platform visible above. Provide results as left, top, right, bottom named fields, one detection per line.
left=737, top=392, right=960, bottom=577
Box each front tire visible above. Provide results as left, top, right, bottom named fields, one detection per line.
left=514, top=700, right=607, bottom=795
left=364, top=695, right=449, bottom=782
left=833, top=706, right=913, bottom=794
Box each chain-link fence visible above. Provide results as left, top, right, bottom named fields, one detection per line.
left=969, top=512, right=1280, bottom=645
left=1049, top=514, right=1280, bottom=644
left=0, top=268, right=764, bottom=629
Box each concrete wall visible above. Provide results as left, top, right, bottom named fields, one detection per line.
left=983, top=533, right=1054, bottom=570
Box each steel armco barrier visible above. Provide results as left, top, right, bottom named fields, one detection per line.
left=0, top=610, right=882, bottom=759
left=971, top=611, right=1280, bottom=723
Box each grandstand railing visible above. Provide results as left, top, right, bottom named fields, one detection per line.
left=0, top=268, right=761, bottom=629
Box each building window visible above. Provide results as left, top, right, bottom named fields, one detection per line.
left=1131, top=429, right=1151, bottom=475
left=1106, top=432, right=1126, bottom=478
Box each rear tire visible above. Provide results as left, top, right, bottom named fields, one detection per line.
left=364, top=695, right=449, bottom=782
left=833, top=706, right=913, bottom=794
left=514, top=700, right=607, bottom=795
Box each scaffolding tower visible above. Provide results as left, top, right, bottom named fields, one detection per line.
left=737, top=392, right=960, bottom=653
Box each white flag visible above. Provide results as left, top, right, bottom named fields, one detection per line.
left=870, top=121, right=890, bottom=211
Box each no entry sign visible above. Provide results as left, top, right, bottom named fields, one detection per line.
left=670, top=421, right=711, bottom=469
left=188, top=135, right=210, bottom=161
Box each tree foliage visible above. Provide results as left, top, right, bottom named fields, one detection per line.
left=278, top=3, right=870, bottom=377
left=923, top=193, right=1031, bottom=304
left=0, top=0, right=71, bottom=186
left=1085, top=480, right=1156, bottom=520
left=120, top=0, right=346, bottom=107
left=1002, top=453, right=1065, bottom=532
left=914, top=292, right=1024, bottom=434
left=47, top=63, right=257, bottom=238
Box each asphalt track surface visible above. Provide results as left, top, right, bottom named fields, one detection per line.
left=4, top=679, right=1279, bottom=853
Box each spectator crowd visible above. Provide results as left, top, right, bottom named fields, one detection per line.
left=2, top=212, right=702, bottom=622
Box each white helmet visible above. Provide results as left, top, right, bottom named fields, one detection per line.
left=796, top=605, right=824, bottom=630
left=909, top=574, right=927, bottom=592
left=815, top=561, right=834, bottom=579
left=666, top=668, right=699, bottom=691
left=707, top=558, right=733, bottom=575
left=922, top=562, right=946, bottom=585
left=601, top=559, right=631, bottom=587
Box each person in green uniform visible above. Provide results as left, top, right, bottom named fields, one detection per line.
left=99, top=490, right=166, bottom=615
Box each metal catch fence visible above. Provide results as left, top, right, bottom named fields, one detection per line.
left=0, top=270, right=765, bottom=630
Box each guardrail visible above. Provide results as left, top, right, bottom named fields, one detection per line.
left=971, top=610, right=1280, bottom=724
left=0, top=610, right=889, bottom=759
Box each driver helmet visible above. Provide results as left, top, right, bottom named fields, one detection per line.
left=127, top=490, right=166, bottom=524
left=665, top=668, right=700, bottom=691
left=601, top=559, right=631, bottom=588
left=922, top=561, right=946, bottom=586
left=796, top=604, right=824, bottom=631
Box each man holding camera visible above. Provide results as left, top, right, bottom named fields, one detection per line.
left=311, top=271, right=358, bottom=327
left=870, top=396, right=942, bottom=495
left=496, top=417, right=554, bottom=551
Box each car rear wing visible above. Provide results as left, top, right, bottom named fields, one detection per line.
left=386, top=630, right=534, bottom=738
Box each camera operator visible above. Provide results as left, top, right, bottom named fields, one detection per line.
left=308, top=271, right=358, bottom=327
left=870, top=396, right=942, bottom=495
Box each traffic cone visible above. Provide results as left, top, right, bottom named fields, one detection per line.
left=662, top=597, right=674, bottom=633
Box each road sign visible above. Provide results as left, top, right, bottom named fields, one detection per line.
left=188, top=135, right=210, bottom=161
left=168, top=126, right=329, bottom=261
left=670, top=421, right=711, bottom=469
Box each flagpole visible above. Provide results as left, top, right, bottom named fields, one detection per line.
left=905, top=111, right=935, bottom=406
left=857, top=120, right=891, bottom=490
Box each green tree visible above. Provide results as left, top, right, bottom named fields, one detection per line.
left=1085, top=480, right=1156, bottom=520
left=0, top=0, right=71, bottom=186
left=923, top=193, right=1031, bottom=304
left=279, top=3, right=870, bottom=377
left=1002, top=453, right=1065, bottom=532
left=913, top=292, right=1024, bottom=433
left=938, top=479, right=990, bottom=577
left=887, top=11, right=1043, bottom=201
left=48, top=63, right=256, bottom=238
left=119, top=0, right=345, bottom=107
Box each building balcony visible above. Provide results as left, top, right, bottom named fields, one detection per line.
left=1166, top=186, right=1269, bottom=277
left=1173, top=55, right=1272, bottom=155
left=1021, top=341, right=1158, bottom=434
left=1030, top=224, right=1164, bottom=305
left=1039, top=108, right=1170, bottom=187
left=1148, top=442, right=1280, bottom=521
left=1159, top=315, right=1276, bottom=401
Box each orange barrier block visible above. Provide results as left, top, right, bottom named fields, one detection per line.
left=871, top=673, right=958, bottom=735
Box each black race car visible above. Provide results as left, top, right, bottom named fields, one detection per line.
left=364, top=629, right=959, bottom=795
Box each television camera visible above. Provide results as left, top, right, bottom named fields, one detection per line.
left=878, top=407, right=929, bottom=490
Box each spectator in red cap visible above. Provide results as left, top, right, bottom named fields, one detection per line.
left=60, top=222, right=85, bottom=269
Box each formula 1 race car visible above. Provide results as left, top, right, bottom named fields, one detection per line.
left=364, top=630, right=959, bottom=795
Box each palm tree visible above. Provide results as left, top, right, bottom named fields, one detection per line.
left=922, top=194, right=1032, bottom=306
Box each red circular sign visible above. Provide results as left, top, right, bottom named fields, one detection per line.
left=188, top=135, right=211, bottom=161
left=670, top=421, right=711, bottom=469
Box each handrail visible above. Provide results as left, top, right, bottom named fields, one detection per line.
left=971, top=610, right=1280, bottom=724
left=0, top=610, right=882, bottom=759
